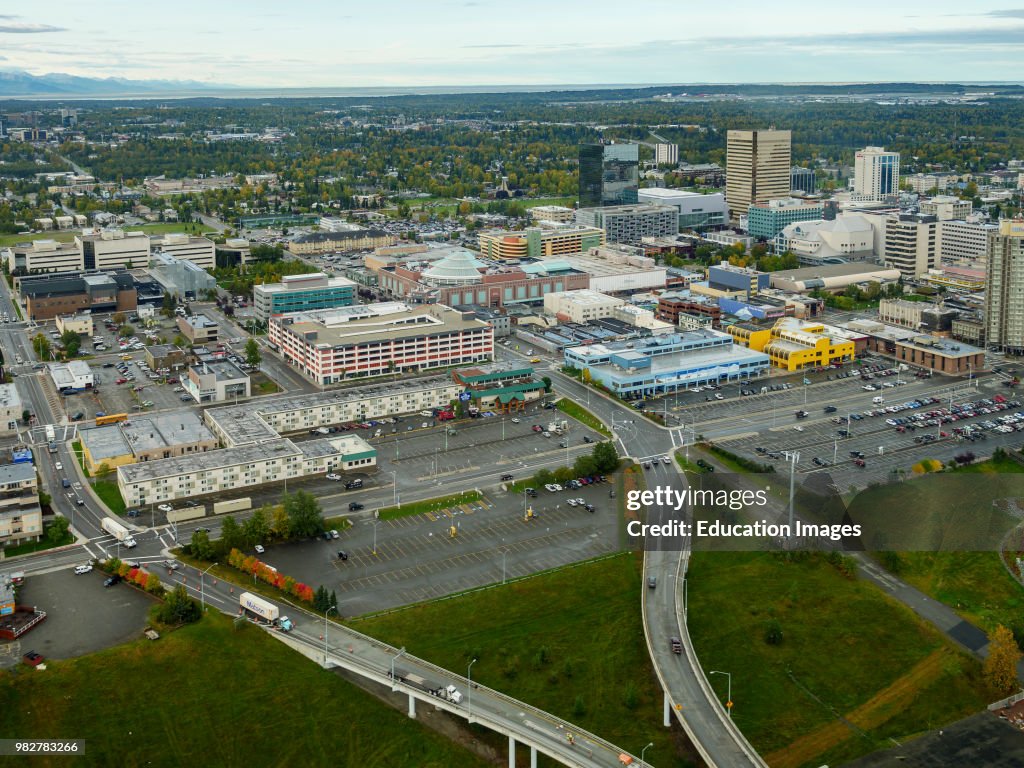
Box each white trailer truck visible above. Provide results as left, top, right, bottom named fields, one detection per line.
left=101, top=516, right=137, bottom=548
left=239, top=592, right=292, bottom=630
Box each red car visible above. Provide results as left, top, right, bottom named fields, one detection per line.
left=115, top=378, right=127, bottom=384
left=532, top=425, right=543, bottom=432
left=22, top=651, right=44, bottom=666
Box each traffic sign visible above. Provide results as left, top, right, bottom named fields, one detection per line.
left=726, top=701, right=733, bottom=709
left=459, top=392, right=472, bottom=402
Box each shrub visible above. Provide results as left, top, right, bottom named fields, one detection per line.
left=764, top=619, right=784, bottom=645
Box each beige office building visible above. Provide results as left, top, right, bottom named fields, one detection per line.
left=725, top=129, right=792, bottom=218
left=985, top=218, right=1024, bottom=354
left=76, top=229, right=151, bottom=270
left=883, top=215, right=938, bottom=278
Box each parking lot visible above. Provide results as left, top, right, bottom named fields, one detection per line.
left=0, top=567, right=156, bottom=668
left=251, top=477, right=620, bottom=616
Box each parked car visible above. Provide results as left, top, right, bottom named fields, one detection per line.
left=326, top=473, right=341, bottom=481
left=330, top=530, right=340, bottom=539
left=74, top=564, right=92, bottom=575
left=22, top=651, right=44, bottom=666
left=104, top=574, right=122, bottom=587
left=254, top=544, right=265, bottom=554
left=157, top=504, right=173, bottom=513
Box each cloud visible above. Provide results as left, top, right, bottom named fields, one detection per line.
left=985, top=8, right=1024, bottom=17
left=462, top=43, right=527, bottom=49
left=0, top=22, right=65, bottom=34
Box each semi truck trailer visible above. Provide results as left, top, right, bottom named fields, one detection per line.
left=101, top=516, right=137, bottom=548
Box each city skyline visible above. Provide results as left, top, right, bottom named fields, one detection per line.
left=1, top=1, right=1023, bottom=89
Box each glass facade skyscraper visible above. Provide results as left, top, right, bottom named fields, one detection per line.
left=579, top=143, right=639, bottom=207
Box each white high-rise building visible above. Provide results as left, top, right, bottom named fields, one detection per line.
left=985, top=217, right=1024, bottom=354
left=854, top=147, right=900, bottom=200
left=655, top=143, right=678, bottom=165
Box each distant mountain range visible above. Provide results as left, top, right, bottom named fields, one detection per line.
left=0, top=69, right=229, bottom=97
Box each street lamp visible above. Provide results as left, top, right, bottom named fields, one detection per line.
left=709, top=670, right=732, bottom=718
left=372, top=520, right=381, bottom=556
left=390, top=646, right=406, bottom=690
left=501, top=548, right=508, bottom=584
left=640, top=742, right=654, bottom=767
left=467, top=658, right=478, bottom=721
left=324, top=605, right=338, bottom=660
left=389, top=470, right=399, bottom=508
left=199, top=562, right=218, bottom=612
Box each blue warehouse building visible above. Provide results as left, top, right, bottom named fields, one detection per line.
left=563, top=330, right=769, bottom=398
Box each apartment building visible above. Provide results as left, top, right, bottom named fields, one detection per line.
left=882, top=214, right=938, bottom=278
left=726, top=129, right=792, bottom=217
left=985, top=217, right=1024, bottom=354
left=654, top=143, right=679, bottom=165
left=289, top=229, right=396, bottom=255
left=253, top=272, right=356, bottom=320
left=919, top=195, right=972, bottom=222
left=268, top=302, right=494, bottom=386
left=574, top=204, right=678, bottom=245
left=79, top=411, right=218, bottom=475
left=0, top=463, right=42, bottom=549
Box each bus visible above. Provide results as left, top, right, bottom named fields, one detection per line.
left=95, top=413, right=128, bottom=426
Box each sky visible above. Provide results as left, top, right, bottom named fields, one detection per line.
left=1, top=0, right=1023, bottom=88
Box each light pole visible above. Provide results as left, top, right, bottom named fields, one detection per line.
left=200, top=562, right=217, bottom=612
left=709, top=670, right=732, bottom=718
left=641, top=742, right=654, bottom=767
left=501, top=548, right=508, bottom=584
left=390, top=646, right=406, bottom=690
left=467, top=658, right=478, bottom=721
left=781, top=451, right=799, bottom=533
left=372, top=520, right=381, bottom=556
left=390, top=470, right=399, bottom=508
left=324, top=605, right=338, bottom=660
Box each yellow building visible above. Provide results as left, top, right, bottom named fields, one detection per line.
left=727, top=317, right=854, bottom=371
left=477, top=225, right=605, bottom=261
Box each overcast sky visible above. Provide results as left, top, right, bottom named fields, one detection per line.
left=2, top=1, right=1023, bottom=87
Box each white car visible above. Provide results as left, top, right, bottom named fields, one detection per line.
left=54, top=461, right=62, bottom=470
left=326, top=473, right=341, bottom=481
left=793, top=425, right=804, bottom=432
left=511, top=418, right=520, bottom=424
left=74, top=564, right=92, bottom=575
left=662, top=456, right=671, bottom=464
left=330, top=529, right=339, bottom=539
left=157, top=504, right=173, bottom=513
left=545, top=483, right=558, bottom=492
left=567, top=499, right=578, bottom=507
left=255, top=544, right=265, bottom=554
left=419, top=410, right=434, bottom=417
left=575, top=497, right=585, bottom=505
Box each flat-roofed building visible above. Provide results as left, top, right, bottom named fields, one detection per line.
left=575, top=204, right=678, bottom=245
left=47, top=360, right=93, bottom=392
left=708, top=262, right=770, bottom=295
left=637, top=188, right=727, bottom=231
left=878, top=298, right=958, bottom=332
left=727, top=317, right=855, bottom=371
left=0, top=463, right=42, bottom=548
left=149, top=252, right=217, bottom=298
left=655, top=291, right=722, bottom=328
left=269, top=302, right=493, bottom=386
left=76, top=228, right=151, bottom=271
left=18, top=270, right=137, bottom=321
left=145, top=344, right=190, bottom=372
left=184, top=360, right=250, bottom=403
left=747, top=197, right=825, bottom=240
left=4, top=238, right=83, bottom=274
left=920, top=195, right=972, bottom=221
left=939, top=220, right=997, bottom=265
left=253, top=272, right=356, bottom=320
left=478, top=224, right=605, bottom=260
left=726, top=129, right=792, bottom=217
left=0, top=384, right=21, bottom=435
left=150, top=233, right=215, bottom=270
left=560, top=244, right=667, bottom=293
left=529, top=205, right=575, bottom=223
left=543, top=289, right=625, bottom=323
left=564, top=329, right=769, bottom=397
left=984, top=217, right=1024, bottom=354
left=768, top=262, right=902, bottom=293
left=55, top=313, right=93, bottom=336
left=177, top=313, right=219, bottom=344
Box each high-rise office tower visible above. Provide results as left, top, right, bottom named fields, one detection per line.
left=579, top=142, right=639, bottom=207
left=853, top=146, right=900, bottom=200
left=725, top=129, right=792, bottom=218
left=655, top=143, right=678, bottom=165
left=985, top=217, right=1024, bottom=354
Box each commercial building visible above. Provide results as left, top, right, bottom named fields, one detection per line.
left=269, top=302, right=494, bottom=386
left=0, top=385, right=22, bottom=436
left=253, top=272, right=357, bottom=320
left=79, top=410, right=218, bottom=475
left=853, top=146, right=900, bottom=200
left=883, top=214, right=938, bottom=278
left=790, top=166, right=817, bottom=195
left=746, top=198, right=825, bottom=240
left=0, top=464, right=42, bottom=549
left=563, top=330, right=769, bottom=398
left=727, top=317, right=855, bottom=371
left=149, top=252, right=217, bottom=299
left=920, top=195, right=972, bottom=222
left=451, top=305, right=512, bottom=337
left=3, top=239, right=83, bottom=274
left=725, top=129, right=792, bottom=217
left=18, top=271, right=137, bottom=321
left=47, top=360, right=93, bottom=392
left=768, top=262, right=902, bottom=294
left=893, top=335, right=984, bottom=376
left=656, top=291, right=722, bottom=328
left=184, top=360, right=250, bottom=403
left=543, top=289, right=625, bottom=323
left=579, top=142, right=639, bottom=207
left=151, top=233, right=215, bottom=270
left=145, top=344, right=190, bottom=372
left=774, top=216, right=875, bottom=264
left=177, top=314, right=219, bottom=344
left=707, top=263, right=770, bottom=295
left=878, top=298, right=958, bottom=332
left=289, top=229, right=397, bottom=255
left=654, top=143, right=678, bottom=165
left=117, top=434, right=377, bottom=507
left=76, top=229, right=151, bottom=270
left=452, top=366, right=547, bottom=412
left=529, top=205, right=575, bottom=223
left=902, top=173, right=957, bottom=194
left=477, top=224, right=605, bottom=261
left=984, top=217, right=1024, bottom=354
left=919, top=265, right=986, bottom=294
left=939, top=220, right=997, bottom=265
left=636, top=188, right=728, bottom=230
left=560, top=245, right=668, bottom=293
left=574, top=204, right=678, bottom=245
left=215, top=238, right=252, bottom=267
left=53, top=313, right=93, bottom=337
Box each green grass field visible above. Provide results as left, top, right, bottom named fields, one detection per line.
left=92, top=480, right=126, bottom=515
left=556, top=398, right=611, bottom=436
left=0, top=613, right=489, bottom=768
left=687, top=551, right=991, bottom=767
left=376, top=490, right=482, bottom=521
left=356, top=554, right=694, bottom=768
